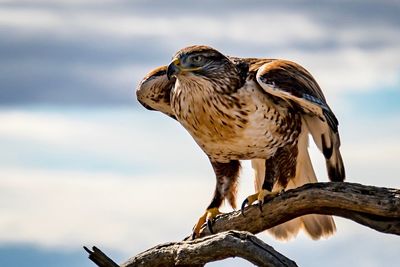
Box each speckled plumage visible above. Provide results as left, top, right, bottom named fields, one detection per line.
left=136, top=45, right=345, bottom=240
left=171, top=76, right=300, bottom=164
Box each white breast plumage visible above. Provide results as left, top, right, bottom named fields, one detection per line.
left=171, top=78, right=294, bottom=162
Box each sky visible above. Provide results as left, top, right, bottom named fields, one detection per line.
left=0, top=0, right=399, bottom=266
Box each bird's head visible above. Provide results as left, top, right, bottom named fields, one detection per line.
left=167, top=45, right=235, bottom=81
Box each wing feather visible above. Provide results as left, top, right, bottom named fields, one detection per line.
left=256, top=60, right=338, bottom=132
left=255, top=59, right=345, bottom=181
left=136, top=66, right=176, bottom=119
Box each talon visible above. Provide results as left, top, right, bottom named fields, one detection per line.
left=241, top=189, right=279, bottom=215
left=241, top=199, right=249, bottom=216
left=207, top=219, right=214, bottom=234
left=192, top=208, right=222, bottom=238
left=258, top=200, right=263, bottom=212
left=192, top=212, right=206, bottom=239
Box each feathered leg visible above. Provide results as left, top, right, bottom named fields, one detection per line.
left=241, top=146, right=294, bottom=214
left=192, top=160, right=240, bottom=238
left=267, top=122, right=336, bottom=240
left=241, top=159, right=276, bottom=214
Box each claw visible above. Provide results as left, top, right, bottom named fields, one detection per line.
left=207, top=219, right=214, bottom=234
left=241, top=189, right=279, bottom=216
left=241, top=199, right=249, bottom=216
left=191, top=208, right=221, bottom=238
left=240, top=191, right=260, bottom=216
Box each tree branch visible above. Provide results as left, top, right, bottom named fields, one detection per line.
left=84, top=246, right=119, bottom=267
left=117, top=230, right=297, bottom=267
left=193, top=182, right=400, bottom=238
left=85, top=182, right=400, bottom=267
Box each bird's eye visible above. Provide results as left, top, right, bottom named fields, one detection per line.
left=191, top=55, right=203, bottom=63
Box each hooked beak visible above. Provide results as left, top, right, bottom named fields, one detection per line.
left=167, top=58, right=181, bottom=80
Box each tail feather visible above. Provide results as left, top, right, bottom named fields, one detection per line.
left=326, top=132, right=345, bottom=182
left=267, top=217, right=303, bottom=240
left=305, top=116, right=345, bottom=182
left=268, top=214, right=336, bottom=241
left=302, top=214, right=336, bottom=240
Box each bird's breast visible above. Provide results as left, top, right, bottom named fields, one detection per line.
left=171, top=79, right=300, bottom=162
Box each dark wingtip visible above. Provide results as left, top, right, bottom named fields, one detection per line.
left=321, top=134, right=333, bottom=159
left=323, top=110, right=339, bottom=133
left=326, top=152, right=345, bottom=182
left=327, top=163, right=345, bottom=182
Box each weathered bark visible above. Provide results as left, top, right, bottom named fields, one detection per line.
left=194, top=182, right=400, bottom=238
left=85, top=182, right=400, bottom=267
left=117, top=230, right=296, bottom=267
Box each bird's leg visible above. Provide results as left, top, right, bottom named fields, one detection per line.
left=192, top=160, right=240, bottom=239
left=192, top=191, right=223, bottom=239
left=241, top=182, right=281, bottom=215
left=241, top=160, right=280, bottom=215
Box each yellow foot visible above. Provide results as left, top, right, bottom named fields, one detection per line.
left=241, top=189, right=280, bottom=215
left=192, top=207, right=222, bottom=239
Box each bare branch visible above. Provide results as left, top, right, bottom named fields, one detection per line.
left=85, top=182, right=400, bottom=267
left=84, top=246, right=119, bottom=267
left=87, top=231, right=297, bottom=267
left=194, top=182, right=400, bottom=238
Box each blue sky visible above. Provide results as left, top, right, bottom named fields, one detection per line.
left=0, top=1, right=399, bottom=266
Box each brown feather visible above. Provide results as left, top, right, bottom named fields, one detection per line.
left=138, top=45, right=345, bottom=240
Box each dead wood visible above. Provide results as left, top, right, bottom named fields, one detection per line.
left=85, top=182, right=400, bottom=267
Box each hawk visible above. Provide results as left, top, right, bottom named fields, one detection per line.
left=136, top=45, right=345, bottom=240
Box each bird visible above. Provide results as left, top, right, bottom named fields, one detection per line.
left=136, top=45, right=345, bottom=240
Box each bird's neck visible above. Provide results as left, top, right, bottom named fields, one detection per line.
left=171, top=77, right=240, bottom=140
left=171, top=76, right=219, bottom=117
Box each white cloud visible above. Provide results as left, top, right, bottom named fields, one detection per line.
left=0, top=168, right=212, bottom=252
left=0, top=8, right=322, bottom=43
left=0, top=8, right=63, bottom=30
left=287, top=46, right=400, bottom=96
left=2, top=108, right=399, bottom=184
left=1, top=1, right=400, bottom=263
left=0, top=109, right=211, bottom=174
left=2, top=4, right=400, bottom=100
left=0, top=107, right=399, bottom=266
left=2, top=5, right=399, bottom=50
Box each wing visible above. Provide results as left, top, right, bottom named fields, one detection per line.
left=136, top=65, right=176, bottom=119
left=256, top=60, right=338, bottom=132
left=255, top=60, right=345, bottom=181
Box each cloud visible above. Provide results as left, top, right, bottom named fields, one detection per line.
left=1, top=106, right=399, bottom=186
left=0, top=244, right=93, bottom=267
left=0, top=108, right=213, bottom=175
left=1, top=1, right=400, bottom=265
left=0, top=1, right=399, bottom=105
left=0, top=106, right=399, bottom=266
left=3, top=106, right=400, bottom=182
left=0, top=168, right=211, bottom=252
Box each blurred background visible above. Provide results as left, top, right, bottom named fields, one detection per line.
left=0, top=0, right=399, bottom=266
